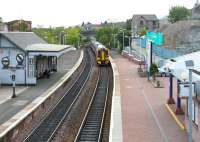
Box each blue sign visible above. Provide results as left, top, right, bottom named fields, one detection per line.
left=146, top=32, right=163, bottom=46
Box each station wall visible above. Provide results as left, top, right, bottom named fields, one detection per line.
left=0, top=36, right=26, bottom=85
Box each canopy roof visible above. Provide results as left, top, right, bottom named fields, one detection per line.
left=159, top=51, right=200, bottom=82
left=26, top=44, right=76, bottom=57
left=26, top=44, right=72, bottom=52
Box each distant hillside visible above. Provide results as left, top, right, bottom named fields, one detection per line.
left=158, top=20, right=200, bottom=53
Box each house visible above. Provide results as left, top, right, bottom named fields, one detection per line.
left=0, top=23, right=8, bottom=31
left=131, top=14, right=159, bottom=36
left=0, top=32, right=75, bottom=85
left=192, top=0, right=200, bottom=19
left=6, top=20, right=32, bottom=32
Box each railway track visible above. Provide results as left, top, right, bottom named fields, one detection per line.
left=24, top=48, right=93, bottom=142
left=74, top=66, right=110, bottom=142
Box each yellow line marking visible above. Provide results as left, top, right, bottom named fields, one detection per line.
left=165, top=104, right=185, bottom=130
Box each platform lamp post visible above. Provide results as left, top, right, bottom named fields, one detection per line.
left=10, top=66, right=16, bottom=98
left=112, top=34, right=116, bottom=49
left=119, top=29, right=125, bottom=50
left=184, top=60, right=194, bottom=142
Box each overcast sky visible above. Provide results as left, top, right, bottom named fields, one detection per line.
left=0, top=0, right=196, bottom=27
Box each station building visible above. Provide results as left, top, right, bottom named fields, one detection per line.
left=0, top=32, right=75, bottom=85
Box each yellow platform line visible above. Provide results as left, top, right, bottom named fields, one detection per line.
left=165, top=104, right=186, bottom=131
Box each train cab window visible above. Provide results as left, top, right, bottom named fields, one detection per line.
left=98, top=50, right=101, bottom=57
left=104, top=49, right=108, bottom=57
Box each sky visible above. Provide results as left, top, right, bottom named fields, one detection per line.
left=0, top=0, right=196, bottom=27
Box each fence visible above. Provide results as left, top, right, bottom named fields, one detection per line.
left=135, top=38, right=181, bottom=59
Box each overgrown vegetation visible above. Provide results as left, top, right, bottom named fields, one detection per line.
left=33, top=26, right=81, bottom=48
left=168, top=6, right=191, bottom=23
left=96, top=19, right=131, bottom=50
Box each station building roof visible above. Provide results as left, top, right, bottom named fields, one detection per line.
left=0, top=32, right=76, bottom=57
left=159, top=51, right=200, bottom=82
left=0, top=32, right=47, bottom=50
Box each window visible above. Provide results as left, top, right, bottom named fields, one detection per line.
left=28, top=58, right=35, bottom=77
left=140, top=20, right=144, bottom=26
left=153, top=21, right=156, bottom=25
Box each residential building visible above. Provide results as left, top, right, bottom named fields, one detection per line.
left=6, top=20, right=32, bottom=32
left=0, top=23, right=8, bottom=31
left=131, top=14, right=159, bottom=37
left=192, top=0, right=200, bottom=20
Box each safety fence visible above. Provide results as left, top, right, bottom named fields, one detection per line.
left=135, top=38, right=181, bottom=59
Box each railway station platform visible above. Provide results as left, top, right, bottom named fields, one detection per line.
left=0, top=50, right=83, bottom=140
left=109, top=50, right=188, bottom=142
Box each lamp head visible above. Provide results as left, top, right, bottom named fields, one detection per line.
left=180, top=71, right=188, bottom=82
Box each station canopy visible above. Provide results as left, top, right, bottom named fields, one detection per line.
left=26, top=44, right=76, bottom=57
left=159, top=51, right=200, bottom=83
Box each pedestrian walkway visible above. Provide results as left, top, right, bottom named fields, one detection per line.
left=0, top=50, right=81, bottom=125
left=110, top=50, right=188, bottom=142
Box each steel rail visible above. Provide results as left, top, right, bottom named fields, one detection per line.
left=74, top=67, right=110, bottom=142
left=24, top=48, right=92, bottom=142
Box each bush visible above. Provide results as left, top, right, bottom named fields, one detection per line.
left=150, top=63, right=158, bottom=80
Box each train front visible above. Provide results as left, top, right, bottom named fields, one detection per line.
left=97, top=47, right=110, bottom=65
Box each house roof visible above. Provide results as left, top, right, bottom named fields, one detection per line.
left=133, top=14, right=158, bottom=21
left=0, top=32, right=46, bottom=50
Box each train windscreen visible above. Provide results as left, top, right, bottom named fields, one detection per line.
left=98, top=50, right=101, bottom=58
left=104, top=49, right=108, bottom=57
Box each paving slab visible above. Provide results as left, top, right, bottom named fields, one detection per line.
left=0, top=50, right=81, bottom=125
left=110, top=50, right=188, bottom=142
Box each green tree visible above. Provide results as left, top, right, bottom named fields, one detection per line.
left=125, top=19, right=132, bottom=31
left=66, top=26, right=81, bottom=48
left=168, top=6, right=191, bottom=23
left=96, top=27, right=114, bottom=48
left=137, top=27, right=148, bottom=37
left=117, top=29, right=131, bottom=48
left=19, top=22, right=28, bottom=32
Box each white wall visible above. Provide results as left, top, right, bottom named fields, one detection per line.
left=0, top=36, right=27, bottom=85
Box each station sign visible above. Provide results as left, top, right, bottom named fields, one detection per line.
left=179, top=83, right=195, bottom=98
left=1, top=56, right=10, bottom=67
left=146, top=32, right=163, bottom=46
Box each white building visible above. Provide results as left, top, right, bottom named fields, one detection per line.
left=0, top=32, right=75, bottom=85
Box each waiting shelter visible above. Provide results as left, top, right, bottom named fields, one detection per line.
left=159, top=51, right=200, bottom=140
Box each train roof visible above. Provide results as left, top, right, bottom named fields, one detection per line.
left=92, top=41, right=107, bottom=49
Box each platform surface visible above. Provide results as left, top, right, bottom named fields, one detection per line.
left=0, top=50, right=81, bottom=125
left=110, top=50, right=188, bottom=142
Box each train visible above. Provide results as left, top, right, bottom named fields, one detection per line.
left=91, top=41, right=110, bottom=65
